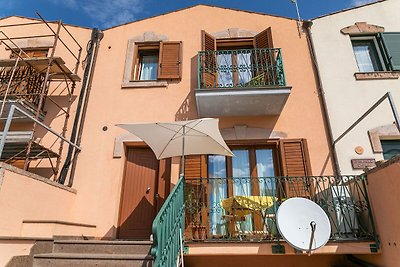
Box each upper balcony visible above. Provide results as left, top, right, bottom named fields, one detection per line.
left=195, top=48, right=291, bottom=117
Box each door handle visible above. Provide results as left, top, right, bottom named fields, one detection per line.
left=146, top=187, right=151, bottom=194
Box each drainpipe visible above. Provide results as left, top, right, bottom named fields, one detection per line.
left=68, top=29, right=104, bottom=187
left=303, top=20, right=341, bottom=175
left=58, top=28, right=103, bottom=185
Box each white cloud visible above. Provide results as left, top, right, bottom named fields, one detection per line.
left=50, top=0, right=143, bottom=28
left=350, top=0, right=378, bottom=7
left=82, top=0, right=143, bottom=28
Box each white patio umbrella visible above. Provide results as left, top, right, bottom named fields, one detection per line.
left=117, top=118, right=234, bottom=177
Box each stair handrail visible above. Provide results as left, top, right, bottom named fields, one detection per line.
left=151, top=175, right=185, bottom=267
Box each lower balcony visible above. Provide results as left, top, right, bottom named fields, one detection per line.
left=184, top=176, right=376, bottom=247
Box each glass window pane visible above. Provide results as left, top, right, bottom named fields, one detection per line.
left=237, top=51, right=252, bottom=85
left=217, top=52, right=233, bottom=87
left=232, top=149, right=251, bottom=196
left=256, top=149, right=276, bottom=197
left=381, top=140, right=400, bottom=160
left=231, top=149, right=252, bottom=232
left=208, top=155, right=227, bottom=236
left=255, top=149, right=277, bottom=235
left=352, top=39, right=383, bottom=72
left=139, top=54, right=158, bottom=80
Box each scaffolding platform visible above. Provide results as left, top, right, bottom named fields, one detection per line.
left=0, top=57, right=81, bottom=82
left=0, top=131, right=58, bottom=160
left=0, top=99, right=45, bottom=121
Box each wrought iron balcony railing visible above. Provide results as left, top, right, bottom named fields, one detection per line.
left=198, top=48, right=286, bottom=89
left=185, top=176, right=376, bottom=243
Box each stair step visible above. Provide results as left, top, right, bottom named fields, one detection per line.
left=53, top=240, right=152, bottom=254
left=33, top=253, right=153, bottom=267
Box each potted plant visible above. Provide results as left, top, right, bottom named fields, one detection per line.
left=186, top=184, right=207, bottom=241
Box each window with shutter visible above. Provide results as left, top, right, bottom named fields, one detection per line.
left=131, top=41, right=182, bottom=81
left=379, top=32, right=400, bottom=71
left=199, top=27, right=278, bottom=88
left=279, top=139, right=312, bottom=198
left=350, top=32, right=400, bottom=75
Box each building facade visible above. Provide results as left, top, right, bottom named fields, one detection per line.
left=0, top=4, right=388, bottom=266
left=310, top=0, right=400, bottom=175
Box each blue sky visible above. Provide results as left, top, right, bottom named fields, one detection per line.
left=0, top=0, right=378, bottom=29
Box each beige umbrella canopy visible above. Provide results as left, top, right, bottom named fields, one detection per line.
left=117, top=118, right=234, bottom=175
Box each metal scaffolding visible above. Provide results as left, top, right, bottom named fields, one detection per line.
left=0, top=14, right=82, bottom=179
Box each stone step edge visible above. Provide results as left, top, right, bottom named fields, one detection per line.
left=53, top=240, right=153, bottom=245
left=34, top=253, right=154, bottom=260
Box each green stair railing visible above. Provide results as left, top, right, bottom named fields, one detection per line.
left=151, top=176, right=185, bottom=267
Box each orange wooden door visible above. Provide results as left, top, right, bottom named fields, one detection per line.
left=118, top=148, right=159, bottom=240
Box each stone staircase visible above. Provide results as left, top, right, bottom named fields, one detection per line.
left=32, top=239, right=153, bottom=267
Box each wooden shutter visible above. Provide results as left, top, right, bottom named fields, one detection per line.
left=202, top=30, right=216, bottom=51
left=184, top=155, right=208, bottom=237
left=158, top=41, right=182, bottom=79
left=379, top=32, right=400, bottom=71
left=253, top=27, right=274, bottom=49
left=279, top=139, right=312, bottom=198
left=184, top=155, right=203, bottom=179
left=201, top=30, right=217, bottom=88
left=253, top=27, right=276, bottom=85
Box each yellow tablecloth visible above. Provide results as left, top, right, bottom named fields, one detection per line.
left=221, top=196, right=277, bottom=217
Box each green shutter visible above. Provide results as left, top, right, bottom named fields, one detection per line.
left=379, top=32, right=400, bottom=71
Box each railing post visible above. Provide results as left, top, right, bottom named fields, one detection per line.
left=360, top=175, right=379, bottom=247
left=0, top=104, right=15, bottom=159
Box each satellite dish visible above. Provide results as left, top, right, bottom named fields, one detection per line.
left=276, top=197, right=331, bottom=254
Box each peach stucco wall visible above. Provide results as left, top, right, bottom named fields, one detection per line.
left=355, top=157, right=400, bottom=266
left=0, top=164, right=76, bottom=236
left=69, top=5, right=333, bottom=238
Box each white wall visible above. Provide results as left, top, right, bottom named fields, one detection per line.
left=311, top=0, right=400, bottom=174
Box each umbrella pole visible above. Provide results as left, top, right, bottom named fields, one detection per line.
left=180, top=125, right=185, bottom=178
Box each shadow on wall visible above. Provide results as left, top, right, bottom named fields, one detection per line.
left=25, top=95, right=78, bottom=178
left=35, top=95, right=78, bottom=140
left=175, top=55, right=199, bottom=121
left=113, top=197, right=155, bottom=240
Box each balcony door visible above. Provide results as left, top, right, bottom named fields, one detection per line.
left=208, top=147, right=277, bottom=235
left=217, top=50, right=253, bottom=87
